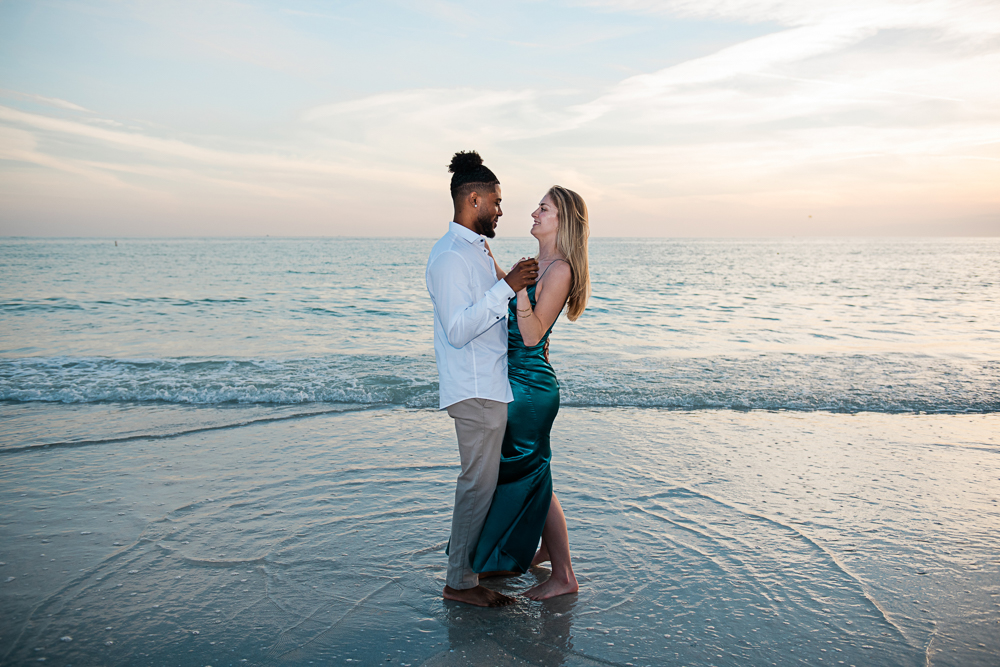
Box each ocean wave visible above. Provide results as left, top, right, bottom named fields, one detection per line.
left=0, top=354, right=997, bottom=413
left=0, top=296, right=258, bottom=314
left=0, top=356, right=439, bottom=408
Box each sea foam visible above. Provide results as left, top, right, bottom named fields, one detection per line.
left=1, top=354, right=995, bottom=413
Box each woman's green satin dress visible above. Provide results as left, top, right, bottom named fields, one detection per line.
left=472, top=282, right=559, bottom=573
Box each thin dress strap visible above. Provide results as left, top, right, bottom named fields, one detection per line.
left=536, top=258, right=569, bottom=282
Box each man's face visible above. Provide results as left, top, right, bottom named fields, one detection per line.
left=474, top=185, right=503, bottom=238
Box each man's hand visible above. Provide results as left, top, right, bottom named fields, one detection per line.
left=504, top=258, right=538, bottom=292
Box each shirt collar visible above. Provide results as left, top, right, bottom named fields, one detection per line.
left=449, top=221, right=485, bottom=245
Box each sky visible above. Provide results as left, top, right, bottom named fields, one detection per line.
left=0, top=0, right=998, bottom=237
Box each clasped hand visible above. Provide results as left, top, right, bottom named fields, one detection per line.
left=504, top=258, right=538, bottom=292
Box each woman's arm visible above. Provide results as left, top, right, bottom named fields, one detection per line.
left=484, top=241, right=506, bottom=280
left=516, top=261, right=572, bottom=347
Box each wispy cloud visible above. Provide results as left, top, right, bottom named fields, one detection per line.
left=1, top=0, right=996, bottom=235
left=302, top=88, right=579, bottom=145
left=400, top=0, right=477, bottom=25
left=0, top=105, right=438, bottom=187
left=296, top=0, right=999, bottom=173
left=567, top=0, right=999, bottom=128
left=0, top=126, right=128, bottom=188
left=0, top=88, right=93, bottom=113
left=576, top=0, right=1000, bottom=33
left=279, top=8, right=351, bottom=21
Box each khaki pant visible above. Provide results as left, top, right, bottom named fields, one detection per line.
left=445, top=397, right=507, bottom=590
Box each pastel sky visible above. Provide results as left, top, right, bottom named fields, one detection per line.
left=1, top=0, right=998, bottom=237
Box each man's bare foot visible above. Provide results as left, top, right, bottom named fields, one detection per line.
left=521, top=574, right=578, bottom=601
left=477, top=570, right=520, bottom=578
left=443, top=585, right=515, bottom=607
left=531, top=544, right=550, bottom=567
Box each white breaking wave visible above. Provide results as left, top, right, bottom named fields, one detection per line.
left=0, top=354, right=996, bottom=413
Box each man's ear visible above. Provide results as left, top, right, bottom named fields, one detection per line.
left=467, top=190, right=480, bottom=209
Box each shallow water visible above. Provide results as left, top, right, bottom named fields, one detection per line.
left=1, top=407, right=997, bottom=666
left=1, top=237, right=998, bottom=666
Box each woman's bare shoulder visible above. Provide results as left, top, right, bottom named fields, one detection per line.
left=537, top=260, right=572, bottom=295
left=546, top=259, right=572, bottom=279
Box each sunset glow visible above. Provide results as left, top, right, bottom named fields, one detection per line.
left=1, top=0, right=997, bottom=236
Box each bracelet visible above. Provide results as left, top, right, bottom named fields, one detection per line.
left=516, top=307, right=532, bottom=314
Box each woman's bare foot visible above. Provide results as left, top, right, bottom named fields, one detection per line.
left=477, top=570, right=520, bottom=578
left=525, top=494, right=576, bottom=600
left=531, top=543, right=550, bottom=567
left=443, top=585, right=515, bottom=607
left=521, top=573, right=579, bottom=600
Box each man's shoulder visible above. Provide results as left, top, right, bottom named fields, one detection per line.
left=429, top=231, right=456, bottom=255
left=428, top=233, right=470, bottom=265
left=427, top=240, right=472, bottom=284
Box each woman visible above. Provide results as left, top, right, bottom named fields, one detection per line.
left=472, top=185, right=591, bottom=600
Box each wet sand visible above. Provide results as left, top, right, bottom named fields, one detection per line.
left=1, top=406, right=998, bottom=666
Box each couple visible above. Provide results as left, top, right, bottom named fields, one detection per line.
left=425, top=150, right=591, bottom=608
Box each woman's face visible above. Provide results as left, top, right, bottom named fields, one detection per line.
left=531, top=193, right=559, bottom=240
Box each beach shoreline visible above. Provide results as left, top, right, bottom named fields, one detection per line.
left=2, top=404, right=997, bottom=666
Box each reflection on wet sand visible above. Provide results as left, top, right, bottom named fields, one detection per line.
left=425, top=579, right=580, bottom=666
left=1, top=407, right=997, bottom=666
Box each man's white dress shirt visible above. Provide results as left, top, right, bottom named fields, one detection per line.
left=426, top=222, right=516, bottom=409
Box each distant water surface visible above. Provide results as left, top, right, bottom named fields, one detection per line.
left=1, top=237, right=997, bottom=416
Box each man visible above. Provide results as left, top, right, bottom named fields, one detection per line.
left=426, top=151, right=538, bottom=607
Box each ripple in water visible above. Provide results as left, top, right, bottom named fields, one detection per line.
left=3, top=408, right=996, bottom=666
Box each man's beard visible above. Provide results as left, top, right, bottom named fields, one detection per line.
left=474, top=209, right=496, bottom=238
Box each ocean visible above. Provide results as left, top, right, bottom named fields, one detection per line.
left=1, top=237, right=998, bottom=666
left=2, top=237, right=997, bottom=415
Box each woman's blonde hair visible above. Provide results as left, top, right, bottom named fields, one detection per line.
left=548, top=185, right=590, bottom=321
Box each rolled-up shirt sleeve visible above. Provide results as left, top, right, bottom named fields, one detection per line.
left=427, top=250, right=515, bottom=349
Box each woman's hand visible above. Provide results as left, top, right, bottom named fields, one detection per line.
left=485, top=241, right=507, bottom=280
